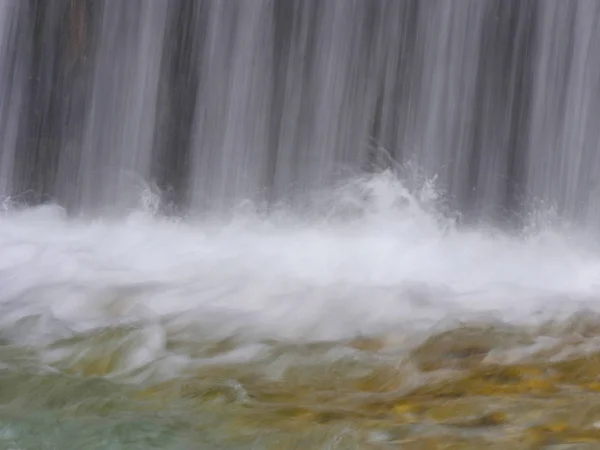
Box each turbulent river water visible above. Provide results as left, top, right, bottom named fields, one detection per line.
left=3, top=173, right=600, bottom=448
left=4, top=0, right=600, bottom=448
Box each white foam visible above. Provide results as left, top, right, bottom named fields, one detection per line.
left=1, top=172, right=600, bottom=347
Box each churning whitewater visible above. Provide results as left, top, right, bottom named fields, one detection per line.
left=2, top=171, right=600, bottom=381
left=4, top=1, right=600, bottom=447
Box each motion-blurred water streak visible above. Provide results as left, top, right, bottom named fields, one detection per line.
left=0, top=0, right=599, bottom=223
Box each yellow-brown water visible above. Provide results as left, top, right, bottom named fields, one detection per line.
left=6, top=321, right=600, bottom=449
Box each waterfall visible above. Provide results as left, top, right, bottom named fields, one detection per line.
left=0, top=0, right=599, bottom=223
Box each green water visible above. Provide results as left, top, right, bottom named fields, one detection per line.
left=4, top=322, right=600, bottom=449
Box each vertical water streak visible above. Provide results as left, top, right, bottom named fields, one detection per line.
left=267, top=0, right=387, bottom=201
left=75, top=0, right=168, bottom=212
left=527, top=0, right=600, bottom=223
left=7, top=0, right=74, bottom=203
left=151, top=0, right=205, bottom=210
left=189, top=0, right=274, bottom=212
left=466, top=0, right=537, bottom=222
left=0, top=0, right=23, bottom=199
left=408, top=1, right=486, bottom=211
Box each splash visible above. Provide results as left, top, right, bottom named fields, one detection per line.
left=2, top=171, right=600, bottom=448
left=1, top=171, right=600, bottom=372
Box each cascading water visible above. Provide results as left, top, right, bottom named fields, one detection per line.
left=1, top=0, right=599, bottom=221
left=2, top=1, right=600, bottom=448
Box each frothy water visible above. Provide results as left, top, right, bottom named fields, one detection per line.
left=3, top=1, right=600, bottom=447
left=2, top=171, right=600, bottom=382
